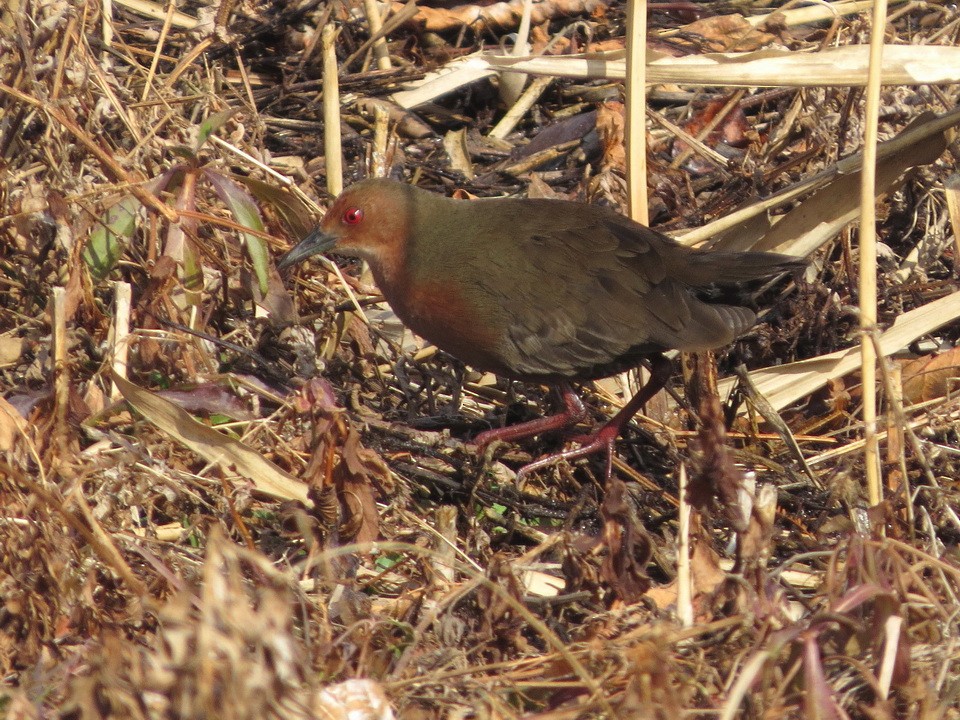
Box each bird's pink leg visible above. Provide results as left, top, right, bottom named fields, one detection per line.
left=516, top=355, right=673, bottom=481
left=474, top=383, right=587, bottom=449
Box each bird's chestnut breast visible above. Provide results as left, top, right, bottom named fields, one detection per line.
left=385, top=277, right=510, bottom=375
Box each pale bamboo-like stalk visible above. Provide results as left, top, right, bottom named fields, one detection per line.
left=944, top=176, right=960, bottom=274
left=624, top=0, right=648, bottom=224
left=52, top=286, right=68, bottom=449
left=878, top=614, right=903, bottom=698
left=371, top=104, right=390, bottom=178
left=433, top=506, right=458, bottom=585
left=860, top=0, right=888, bottom=507
left=489, top=75, right=552, bottom=139
left=498, top=0, right=533, bottom=106
left=362, top=0, right=392, bottom=70
left=676, top=463, right=693, bottom=628
left=102, top=0, right=113, bottom=50
left=110, top=282, right=132, bottom=401
left=322, top=24, right=343, bottom=196
left=624, top=0, right=666, bottom=416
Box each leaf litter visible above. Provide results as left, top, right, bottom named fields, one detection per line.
left=1, top=1, right=960, bottom=718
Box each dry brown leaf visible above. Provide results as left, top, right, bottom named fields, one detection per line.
left=113, top=373, right=311, bottom=505
left=900, top=348, right=960, bottom=404
left=334, top=427, right=390, bottom=545
left=0, top=395, right=27, bottom=453
left=601, top=477, right=652, bottom=602
left=645, top=541, right=726, bottom=611
left=676, top=14, right=777, bottom=53
left=0, top=334, right=23, bottom=365
left=395, top=0, right=609, bottom=32
left=443, top=128, right=475, bottom=179
left=595, top=100, right=626, bottom=172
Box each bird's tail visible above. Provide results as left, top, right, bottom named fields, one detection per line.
left=675, top=303, right=758, bottom=351
left=681, top=250, right=805, bottom=286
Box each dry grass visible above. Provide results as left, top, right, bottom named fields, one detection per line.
left=2, top=1, right=960, bottom=718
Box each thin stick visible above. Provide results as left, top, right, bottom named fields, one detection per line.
left=322, top=24, right=344, bottom=196
left=669, top=89, right=745, bottom=170
left=140, top=0, right=178, bottom=102
left=860, top=0, right=888, bottom=507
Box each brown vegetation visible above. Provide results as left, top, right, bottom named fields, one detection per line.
left=1, top=0, right=959, bottom=717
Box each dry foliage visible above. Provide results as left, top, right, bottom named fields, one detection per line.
left=2, top=1, right=960, bottom=718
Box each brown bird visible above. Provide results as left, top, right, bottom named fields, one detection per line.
left=279, top=179, right=801, bottom=478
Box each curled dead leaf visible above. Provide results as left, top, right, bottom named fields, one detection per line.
left=900, top=348, right=960, bottom=403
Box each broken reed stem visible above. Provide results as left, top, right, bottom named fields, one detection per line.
left=676, top=463, right=693, bottom=628
left=362, top=0, right=392, bottom=70
left=52, top=286, right=68, bottom=456
left=498, top=0, right=533, bottom=107
left=625, top=0, right=648, bottom=225
left=489, top=75, right=552, bottom=140
left=878, top=614, right=903, bottom=698
left=110, top=282, right=132, bottom=401
left=624, top=0, right=666, bottom=415
left=433, top=505, right=458, bottom=586
left=102, top=0, right=113, bottom=52
left=860, top=0, right=888, bottom=508
left=371, top=104, right=390, bottom=178
left=342, top=2, right=418, bottom=69
left=944, top=176, right=960, bottom=275
left=322, top=24, right=343, bottom=196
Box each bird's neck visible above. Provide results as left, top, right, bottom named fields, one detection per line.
left=371, top=222, right=451, bottom=328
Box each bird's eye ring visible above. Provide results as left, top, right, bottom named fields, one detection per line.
left=342, top=207, right=363, bottom=225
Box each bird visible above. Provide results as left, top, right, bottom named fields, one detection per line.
left=278, top=178, right=802, bottom=479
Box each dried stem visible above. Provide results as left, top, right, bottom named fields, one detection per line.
left=362, top=0, right=392, bottom=71
left=323, top=23, right=343, bottom=196
left=860, top=0, right=888, bottom=508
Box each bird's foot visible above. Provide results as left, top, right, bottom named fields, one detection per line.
left=515, top=422, right=620, bottom=482
left=473, top=383, right=586, bottom=449
left=512, top=355, right=674, bottom=482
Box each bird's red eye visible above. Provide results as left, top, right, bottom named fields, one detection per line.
left=342, top=207, right=363, bottom=225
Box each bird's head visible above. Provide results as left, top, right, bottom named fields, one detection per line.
left=277, top=179, right=414, bottom=277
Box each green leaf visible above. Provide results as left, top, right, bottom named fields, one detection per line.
left=195, top=109, right=238, bottom=152
left=205, top=170, right=270, bottom=296
left=83, top=196, right=141, bottom=281
left=232, top=174, right=316, bottom=238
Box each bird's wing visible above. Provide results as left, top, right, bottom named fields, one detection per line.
left=473, top=206, right=756, bottom=380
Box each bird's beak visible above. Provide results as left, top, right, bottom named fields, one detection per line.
left=277, top=227, right=338, bottom=270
